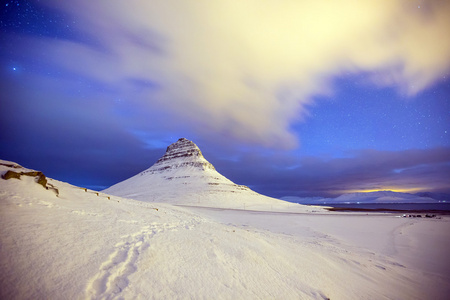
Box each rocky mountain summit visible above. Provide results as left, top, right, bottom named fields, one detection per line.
left=103, top=138, right=292, bottom=209
left=142, top=138, right=215, bottom=175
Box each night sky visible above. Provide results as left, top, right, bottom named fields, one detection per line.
left=1, top=0, right=449, bottom=198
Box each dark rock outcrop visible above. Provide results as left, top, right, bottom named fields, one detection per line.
left=0, top=162, right=22, bottom=169
left=2, top=169, right=58, bottom=195
left=2, top=170, right=48, bottom=188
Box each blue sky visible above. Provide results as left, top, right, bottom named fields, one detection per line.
left=1, top=0, right=449, bottom=198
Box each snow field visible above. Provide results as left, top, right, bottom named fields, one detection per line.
left=1, top=162, right=450, bottom=299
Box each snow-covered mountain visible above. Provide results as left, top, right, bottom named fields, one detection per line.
left=415, top=192, right=450, bottom=202
left=103, top=138, right=296, bottom=209
left=332, top=191, right=438, bottom=204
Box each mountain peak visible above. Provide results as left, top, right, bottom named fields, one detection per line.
left=151, top=138, right=215, bottom=173
left=158, top=138, right=204, bottom=162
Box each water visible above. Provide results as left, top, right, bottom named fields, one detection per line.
left=310, top=202, right=450, bottom=212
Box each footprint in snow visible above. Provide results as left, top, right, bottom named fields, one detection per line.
left=85, top=227, right=153, bottom=299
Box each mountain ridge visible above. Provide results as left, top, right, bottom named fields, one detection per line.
left=281, top=190, right=443, bottom=204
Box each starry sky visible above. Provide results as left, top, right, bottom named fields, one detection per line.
left=1, top=0, right=449, bottom=199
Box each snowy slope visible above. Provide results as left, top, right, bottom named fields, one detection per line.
left=103, top=138, right=302, bottom=210
left=2, top=160, right=449, bottom=299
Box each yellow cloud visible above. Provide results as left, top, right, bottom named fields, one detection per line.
left=48, top=0, right=450, bottom=147
left=337, top=187, right=426, bottom=194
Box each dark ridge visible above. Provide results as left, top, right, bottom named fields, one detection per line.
left=326, top=207, right=450, bottom=214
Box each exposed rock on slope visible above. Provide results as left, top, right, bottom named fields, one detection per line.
left=140, top=138, right=217, bottom=175
left=1, top=160, right=59, bottom=196
left=151, top=137, right=215, bottom=171
left=2, top=170, right=48, bottom=188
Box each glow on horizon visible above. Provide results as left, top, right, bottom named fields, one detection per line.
left=335, top=187, right=426, bottom=194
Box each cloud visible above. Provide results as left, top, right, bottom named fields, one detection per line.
left=211, top=147, right=450, bottom=197
left=22, top=0, right=450, bottom=148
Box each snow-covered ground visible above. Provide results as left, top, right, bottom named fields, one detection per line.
left=1, top=160, right=450, bottom=299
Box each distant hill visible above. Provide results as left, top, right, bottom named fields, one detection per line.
left=282, top=190, right=444, bottom=204
left=414, top=192, right=450, bottom=202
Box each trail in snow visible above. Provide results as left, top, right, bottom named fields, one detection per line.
left=86, top=225, right=150, bottom=299
left=85, top=212, right=205, bottom=299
